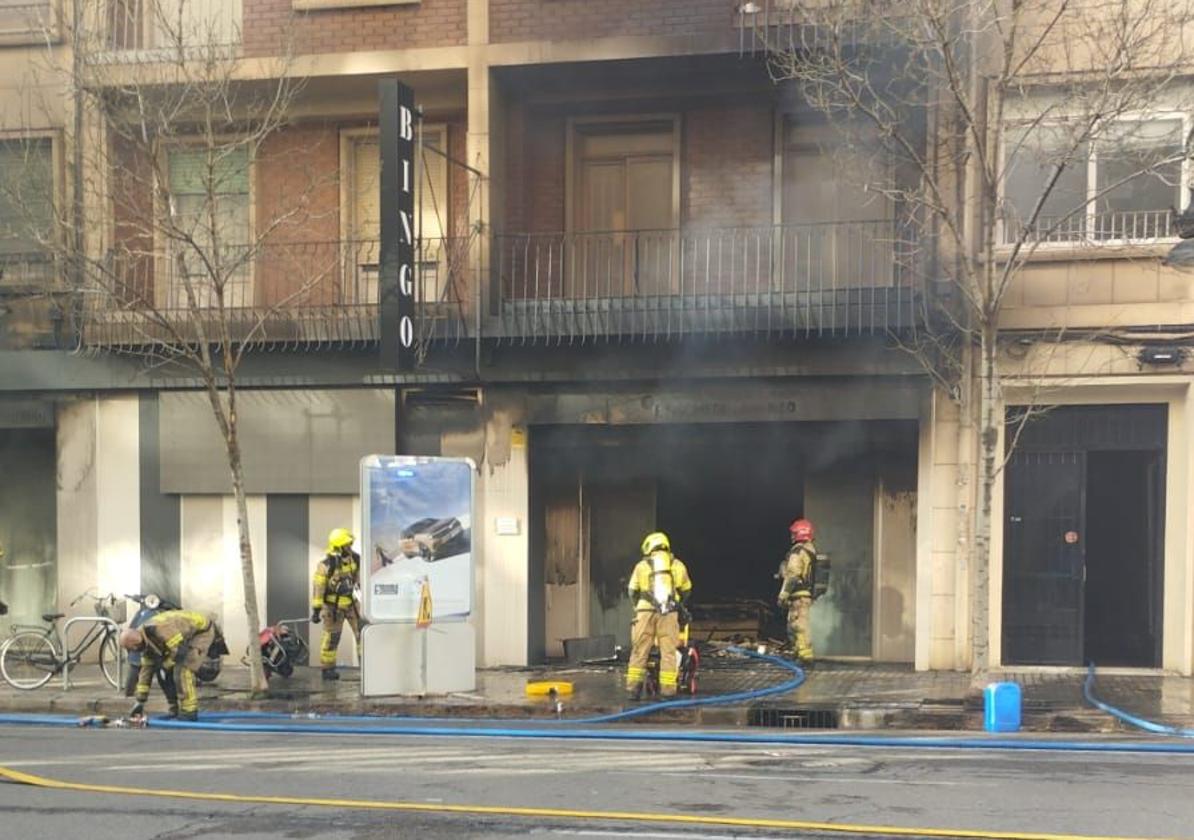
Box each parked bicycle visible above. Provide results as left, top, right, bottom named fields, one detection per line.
left=0, top=591, right=125, bottom=690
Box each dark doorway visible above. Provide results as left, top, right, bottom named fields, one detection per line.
left=0, top=428, right=57, bottom=626
left=1084, top=451, right=1162, bottom=667
left=1002, top=404, right=1166, bottom=668
left=1003, top=450, right=1086, bottom=665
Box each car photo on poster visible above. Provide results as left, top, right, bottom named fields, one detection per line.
left=398, top=516, right=468, bottom=561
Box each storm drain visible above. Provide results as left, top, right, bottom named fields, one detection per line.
left=747, top=707, right=840, bottom=729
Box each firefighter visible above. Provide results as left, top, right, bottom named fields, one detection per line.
left=311, top=527, right=362, bottom=681
left=625, top=531, right=692, bottom=700
left=778, top=517, right=818, bottom=666
left=120, top=610, right=216, bottom=721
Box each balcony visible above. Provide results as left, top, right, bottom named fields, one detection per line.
left=1001, top=209, right=1177, bottom=247
left=492, top=221, right=918, bottom=345
left=0, top=251, right=58, bottom=292
left=99, top=0, right=241, bottom=61
left=78, top=238, right=471, bottom=351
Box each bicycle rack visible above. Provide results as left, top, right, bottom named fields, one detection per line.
left=61, top=616, right=122, bottom=691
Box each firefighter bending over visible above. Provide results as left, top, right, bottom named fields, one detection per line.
left=121, top=610, right=216, bottom=721
left=778, top=517, right=818, bottom=666
left=626, top=531, right=693, bottom=700
left=312, top=527, right=362, bottom=681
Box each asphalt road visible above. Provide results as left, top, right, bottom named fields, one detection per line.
left=0, top=726, right=1191, bottom=839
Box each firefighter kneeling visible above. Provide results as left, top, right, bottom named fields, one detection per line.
left=120, top=610, right=217, bottom=721
left=625, top=531, right=692, bottom=700
left=311, top=527, right=362, bottom=681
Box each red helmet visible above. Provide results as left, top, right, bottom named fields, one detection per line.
left=789, top=518, right=814, bottom=541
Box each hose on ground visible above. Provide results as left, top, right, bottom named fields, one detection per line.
left=1083, top=663, right=1194, bottom=738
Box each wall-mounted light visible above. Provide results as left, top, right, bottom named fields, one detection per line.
left=1137, top=346, right=1188, bottom=367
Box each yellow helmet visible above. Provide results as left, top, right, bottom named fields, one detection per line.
left=641, top=531, right=670, bottom=555
left=327, top=528, right=355, bottom=552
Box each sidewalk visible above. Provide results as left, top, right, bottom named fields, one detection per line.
left=1, top=656, right=1190, bottom=733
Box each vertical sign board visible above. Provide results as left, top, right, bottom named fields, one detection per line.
left=360, top=456, right=475, bottom=624
left=379, top=78, right=417, bottom=371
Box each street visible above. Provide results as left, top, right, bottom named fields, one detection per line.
left=0, top=727, right=1191, bottom=839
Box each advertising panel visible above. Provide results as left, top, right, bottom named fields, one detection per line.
left=361, top=455, right=474, bottom=623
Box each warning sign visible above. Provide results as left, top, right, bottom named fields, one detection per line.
left=415, top=578, right=433, bottom=629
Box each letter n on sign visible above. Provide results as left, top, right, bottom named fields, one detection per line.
left=379, top=77, right=417, bottom=371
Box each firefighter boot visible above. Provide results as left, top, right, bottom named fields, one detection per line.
left=322, top=668, right=340, bottom=681
left=178, top=710, right=198, bottom=722
left=164, top=703, right=180, bottom=720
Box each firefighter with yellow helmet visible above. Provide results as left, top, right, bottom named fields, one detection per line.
left=625, top=531, right=692, bottom=699
left=311, top=527, right=362, bottom=681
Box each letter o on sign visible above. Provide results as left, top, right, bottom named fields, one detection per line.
left=399, top=316, right=414, bottom=348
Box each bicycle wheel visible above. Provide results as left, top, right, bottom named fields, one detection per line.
left=1, top=631, right=58, bottom=690
left=99, top=631, right=121, bottom=689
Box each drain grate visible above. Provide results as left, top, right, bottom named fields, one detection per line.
left=748, top=707, right=840, bottom=729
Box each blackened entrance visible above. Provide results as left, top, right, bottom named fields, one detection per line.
left=1002, top=405, right=1166, bottom=667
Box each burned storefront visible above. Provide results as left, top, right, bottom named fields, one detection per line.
left=515, top=380, right=921, bottom=665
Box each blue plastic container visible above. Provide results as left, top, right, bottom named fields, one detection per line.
left=983, top=681, right=1022, bottom=733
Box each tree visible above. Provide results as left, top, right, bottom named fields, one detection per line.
left=750, top=0, right=1194, bottom=674
left=9, top=0, right=340, bottom=693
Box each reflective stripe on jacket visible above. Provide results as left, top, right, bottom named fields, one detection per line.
left=780, top=541, right=817, bottom=598
left=312, top=549, right=360, bottom=610
left=135, top=610, right=212, bottom=701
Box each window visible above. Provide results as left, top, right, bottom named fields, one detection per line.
left=344, top=127, right=449, bottom=305
left=165, top=146, right=251, bottom=308
left=107, top=0, right=241, bottom=52
left=0, top=137, right=54, bottom=287
left=1002, top=117, right=1185, bottom=244
left=782, top=117, right=895, bottom=288
left=0, top=0, right=53, bottom=44
left=568, top=119, right=679, bottom=296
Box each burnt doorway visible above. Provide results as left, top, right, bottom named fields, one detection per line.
left=1002, top=405, right=1166, bottom=668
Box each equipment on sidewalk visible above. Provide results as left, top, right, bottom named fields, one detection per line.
left=247, top=620, right=310, bottom=680
left=643, top=613, right=699, bottom=698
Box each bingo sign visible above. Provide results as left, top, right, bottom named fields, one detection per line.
left=360, top=456, right=475, bottom=623
left=379, top=77, right=417, bottom=371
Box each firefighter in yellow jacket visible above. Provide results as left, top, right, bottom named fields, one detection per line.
left=778, top=518, right=818, bottom=666
left=312, top=527, right=362, bottom=681
left=120, top=610, right=216, bottom=721
left=626, top=531, right=692, bottom=699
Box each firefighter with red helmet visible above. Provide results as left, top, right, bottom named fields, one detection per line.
left=778, top=518, right=818, bottom=666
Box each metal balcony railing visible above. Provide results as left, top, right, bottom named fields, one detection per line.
left=0, top=251, right=58, bottom=291
left=102, top=0, right=241, bottom=57
left=1002, top=209, right=1176, bottom=245
left=492, top=221, right=918, bottom=344
left=79, top=238, right=472, bottom=351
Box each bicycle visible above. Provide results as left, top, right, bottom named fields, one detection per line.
left=0, top=591, right=126, bottom=690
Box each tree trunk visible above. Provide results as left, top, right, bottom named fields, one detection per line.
left=971, top=321, right=999, bottom=678
left=205, top=382, right=270, bottom=697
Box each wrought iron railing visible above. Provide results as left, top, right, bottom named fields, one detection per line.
left=101, top=0, right=241, bottom=57
left=79, top=238, right=472, bottom=350
left=492, top=221, right=917, bottom=344
left=1002, top=209, right=1176, bottom=245
left=0, top=251, right=58, bottom=290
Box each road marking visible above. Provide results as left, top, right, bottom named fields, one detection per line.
left=0, top=761, right=1170, bottom=840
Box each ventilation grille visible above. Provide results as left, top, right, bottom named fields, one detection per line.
left=748, top=707, right=840, bottom=729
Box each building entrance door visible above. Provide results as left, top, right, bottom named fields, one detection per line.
left=1001, top=404, right=1166, bottom=667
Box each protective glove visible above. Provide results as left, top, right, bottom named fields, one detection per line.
left=311, top=608, right=321, bottom=624
left=129, top=701, right=145, bottom=718
left=777, top=594, right=789, bottom=608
